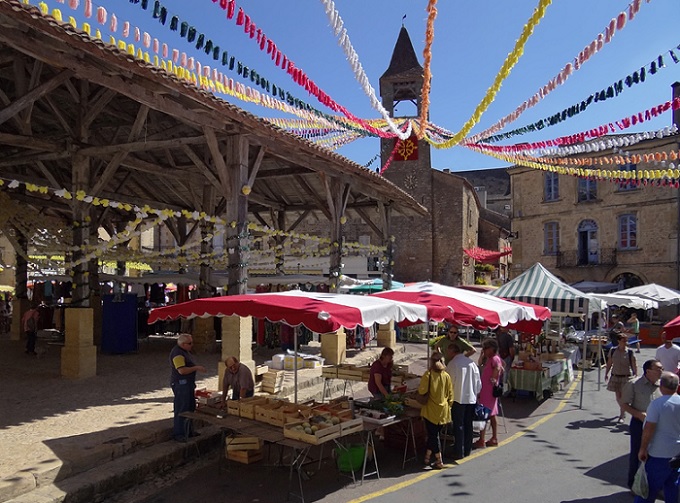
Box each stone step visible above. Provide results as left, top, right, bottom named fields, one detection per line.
left=3, top=427, right=221, bottom=503
left=0, top=420, right=174, bottom=503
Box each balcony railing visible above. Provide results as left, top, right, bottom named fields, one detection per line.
left=556, top=248, right=617, bottom=268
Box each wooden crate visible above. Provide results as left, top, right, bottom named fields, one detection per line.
left=321, top=365, right=338, bottom=379
left=226, top=436, right=263, bottom=451
left=239, top=397, right=269, bottom=420
left=283, top=420, right=341, bottom=445
left=340, top=417, right=364, bottom=436
left=337, top=364, right=364, bottom=381
left=226, top=399, right=240, bottom=416
left=255, top=400, right=284, bottom=424
left=226, top=449, right=263, bottom=464
left=266, top=403, right=311, bottom=427
left=261, top=370, right=285, bottom=394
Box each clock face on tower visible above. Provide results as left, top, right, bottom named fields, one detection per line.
left=404, top=172, right=418, bottom=191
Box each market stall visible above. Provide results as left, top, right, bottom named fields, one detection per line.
left=373, top=281, right=551, bottom=333
left=149, top=290, right=452, bottom=402
left=491, top=263, right=606, bottom=407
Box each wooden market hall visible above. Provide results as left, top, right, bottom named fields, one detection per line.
left=0, top=1, right=426, bottom=378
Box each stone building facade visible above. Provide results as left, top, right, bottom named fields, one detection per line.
left=379, top=27, right=485, bottom=286
left=509, top=133, right=680, bottom=289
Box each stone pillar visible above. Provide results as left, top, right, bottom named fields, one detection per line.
left=192, top=316, right=216, bottom=354
left=377, top=322, right=397, bottom=349
left=61, top=308, right=97, bottom=379
left=321, top=328, right=346, bottom=365
left=218, top=316, right=254, bottom=392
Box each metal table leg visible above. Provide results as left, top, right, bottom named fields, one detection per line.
left=286, top=446, right=311, bottom=503
left=361, top=430, right=380, bottom=484
left=402, top=418, right=417, bottom=469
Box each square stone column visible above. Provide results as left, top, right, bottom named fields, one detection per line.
left=321, top=328, right=346, bottom=365
left=192, top=316, right=216, bottom=354
left=10, top=298, right=30, bottom=341
left=61, top=308, right=97, bottom=379
left=218, top=316, right=254, bottom=392
left=377, top=322, right=397, bottom=349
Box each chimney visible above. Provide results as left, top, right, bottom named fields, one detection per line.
left=673, top=82, right=680, bottom=128
left=442, top=168, right=450, bottom=173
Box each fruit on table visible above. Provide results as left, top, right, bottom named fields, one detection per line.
left=304, top=427, right=313, bottom=434
left=330, top=417, right=340, bottom=425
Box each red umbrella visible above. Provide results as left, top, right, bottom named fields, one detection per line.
left=148, top=290, right=452, bottom=334
left=373, top=282, right=551, bottom=334
left=663, top=315, right=680, bottom=338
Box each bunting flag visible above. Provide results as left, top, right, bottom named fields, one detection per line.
left=464, top=247, right=512, bottom=264
left=480, top=45, right=679, bottom=143
left=466, top=0, right=649, bottom=143
left=430, top=0, right=552, bottom=149
left=206, top=0, right=400, bottom=139
left=319, top=0, right=412, bottom=140
left=418, top=0, right=437, bottom=139
left=468, top=97, right=680, bottom=153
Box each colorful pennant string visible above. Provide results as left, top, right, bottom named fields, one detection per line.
left=480, top=45, right=679, bottom=143
left=206, top=0, right=399, bottom=139
left=466, top=0, right=649, bottom=143
left=418, top=0, right=437, bottom=139
left=429, top=0, right=552, bottom=149
left=468, top=97, right=680, bottom=153
left=319, top=0, right=412, bottom=140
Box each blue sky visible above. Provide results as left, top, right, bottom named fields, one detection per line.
left=54, top=0, right=679, bottom=171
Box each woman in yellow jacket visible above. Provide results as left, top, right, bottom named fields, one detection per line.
left=418, top=351, right=454, bottom=469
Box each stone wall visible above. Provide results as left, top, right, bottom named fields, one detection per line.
left=510, top=136, right=680, bottom=287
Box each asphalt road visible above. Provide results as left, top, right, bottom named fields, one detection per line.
left=130, top=349, right=655, bottom=503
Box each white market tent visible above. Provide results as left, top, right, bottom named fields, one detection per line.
left=617, top=283, right=680, bottom=307
left=491, top=263, right=605, bottom=315
left=571, top=281, right=619, bottom=293
left=590, top=293, right=658, bottom=310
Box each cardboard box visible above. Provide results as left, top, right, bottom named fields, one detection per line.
left=304, top=359, right=322, bottom=369
left=284, top=355, right=305, bottom=370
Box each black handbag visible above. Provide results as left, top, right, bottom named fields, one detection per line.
left=492, top=382, right=503, bottom=398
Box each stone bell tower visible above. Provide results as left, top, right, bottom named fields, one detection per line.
left=379, top=26, right=434, bottom=282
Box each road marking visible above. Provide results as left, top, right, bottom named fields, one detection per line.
left=347, top=376, right=581, bottom=503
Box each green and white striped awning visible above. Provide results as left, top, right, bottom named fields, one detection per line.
left=492, top=263, right=603, bottom=314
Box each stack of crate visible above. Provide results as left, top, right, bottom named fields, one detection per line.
left=261, top=369, right=285, bottom=394
left=225, top=436, right=264, bottom=464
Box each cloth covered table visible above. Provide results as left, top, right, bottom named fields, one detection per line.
left=509, top=360, right=571, bottom=400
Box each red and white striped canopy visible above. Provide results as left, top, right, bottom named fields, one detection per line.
left=373, top=282, right=551, bottom=334
left=147, top=290, right=453, bottom=334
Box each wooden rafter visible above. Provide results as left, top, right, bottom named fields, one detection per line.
left=0, top=69, right=73, bottom=126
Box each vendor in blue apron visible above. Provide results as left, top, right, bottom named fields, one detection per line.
left=169, top=334, right=206, bottom=442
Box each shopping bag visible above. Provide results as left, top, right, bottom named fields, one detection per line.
left=632, top=461, right=648, bottom=499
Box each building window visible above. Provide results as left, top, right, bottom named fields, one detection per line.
left=577, top=178, right=597, bottom=202
left=544, top=222, right=559, bottom=255
left=617, top=163, right=638, bottom=191
left=619, top=214, right=637, bottom=250
left=544, top=172, right=559, bottom=201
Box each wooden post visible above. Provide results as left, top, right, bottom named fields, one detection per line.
left=61, top=80, right=96, bottom=378
left=194, top=185, right=216, bottom=353
left=71, top=152, right=90, bottom=307
left=323, top=176, right=350, bottom=293
left=272, top=210, right=286, bottom=275
left=225, top=135, right=250, bottom=296
left=379, top=204, right=394, bottom=291
left=10, top=227, right=28, bottom=341
left=199, top=184, right=215, bottom=299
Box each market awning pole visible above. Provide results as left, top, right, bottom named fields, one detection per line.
left=293, top=326, right=298, bottom=404
left=579, top=299, right=589, bottom=410
left=597, top=307, right=606, bottom=391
